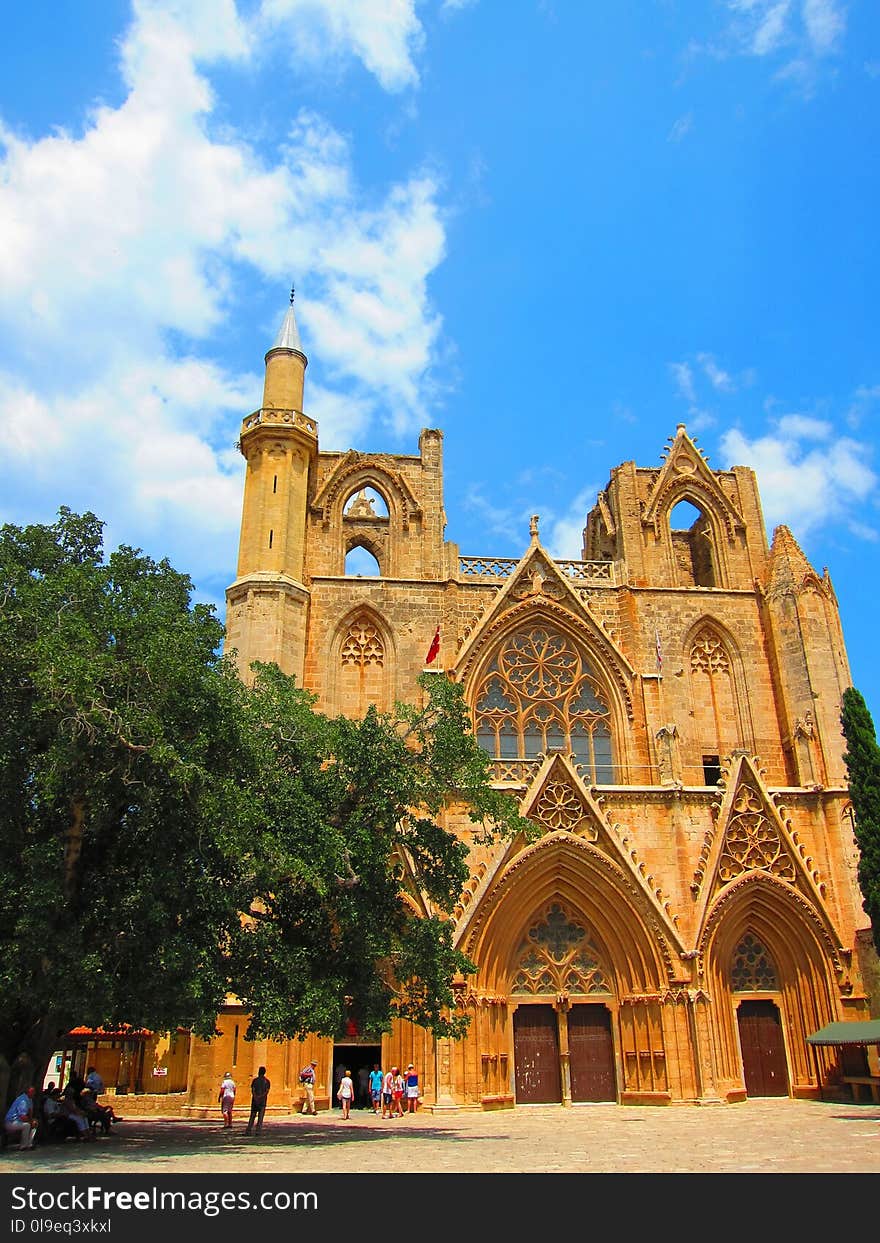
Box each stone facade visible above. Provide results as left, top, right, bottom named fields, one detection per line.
left=186, top=305, right=876, bottom=1113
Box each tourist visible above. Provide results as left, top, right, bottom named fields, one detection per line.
left=405, top=1064, right=420, bottom=1113
left=4, top=1086, right=37, bottom=1150
left=337, top=1068, right=354, bottom=1120
left=43, top=1088, right=80, bottom=1142
left=369, top=1063, right=384, bottom=1115
left=85, top=1066, right=105, bottom=1095
left=82, top=1069, right=123, bottom=1126
left=391, top=1066, right=405, bottom=1118
left=244, top=1066, right=270, bottom=1135
left=78, top=1087, right=115, bottom=1135
left=381, top=1066, right=394, bottom=1118
left=218, top=1071, right=236, bottom=1128
left=299, top=1059, right=318, bottom=1115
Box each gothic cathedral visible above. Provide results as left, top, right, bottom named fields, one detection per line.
left=185, top=297, right=876, bottom=1112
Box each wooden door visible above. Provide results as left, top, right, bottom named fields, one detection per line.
left=737, top=1000, right=789, bottom=1097
left=514, top=1005, right=561, bottom=1103
left=568, top=1005, right=616, bottom=1102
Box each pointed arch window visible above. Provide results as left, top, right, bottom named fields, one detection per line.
left=344, top=544, right=381, bottom=576
left=689, top=626, right=739, bottom=768
left=512, top=903, right=612, bottom=996
left=731, top=934, right=778, bottom=992
left=339, top=614, right=387, bottom=715
left=670, top=498, right=716, bottom=587
left=474, top=626, right=613, bottom=783
left=343, top=486, right=389, bottom=518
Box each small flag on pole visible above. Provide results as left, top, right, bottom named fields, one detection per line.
left=655, top=630, right=663, bottom=675
left=425, top=625, right=440, bottom=665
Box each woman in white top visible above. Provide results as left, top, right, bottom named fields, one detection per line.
left=218, top=1072, right=236, bottom=1128
left=337, top=1069, right=354, bottom=1120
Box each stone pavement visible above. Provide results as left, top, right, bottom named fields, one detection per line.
left=5, top=1097, right=880, bottom=1175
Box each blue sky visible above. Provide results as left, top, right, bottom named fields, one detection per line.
left=1, top=1, right=878, bottom=718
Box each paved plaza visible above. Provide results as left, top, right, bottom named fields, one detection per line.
left=4, top=1098, right=880, bottom=1176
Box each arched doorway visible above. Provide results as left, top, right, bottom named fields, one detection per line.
left=736, top=1000, right=789, bottom=1097
left=510, top=902, right=617, bottom=1105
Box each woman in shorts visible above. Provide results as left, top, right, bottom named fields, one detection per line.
left=404, top=1064, right=419, bottom=1113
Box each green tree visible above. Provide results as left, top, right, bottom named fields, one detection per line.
left=227, top=663, right=531, bottom=1042
left=0, top=509, right=528, bottom=1090
left=840, top=686, right=880, bottom=957
left=0, top=508, right=250, bottom=1087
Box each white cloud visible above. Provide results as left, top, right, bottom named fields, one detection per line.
left=0, top=1, right=447, bottom=586
left=802, top=0, right=846, bottom=54
left=462, top=485, right=529, bottom=548
left=257, top=0, right=425, bottom=92
left=669, top=362, right=697, bottom=404
left=720, top=0, right=846, bottom=84
left=720, top=415, right=876, bottom=540
left=697, top=352, right=735, bottom=392
left=667, top=113, right=694, bottom=143
left=775, top=413, right=830, bottom=439
left=544, top=488, right=596, bottom=561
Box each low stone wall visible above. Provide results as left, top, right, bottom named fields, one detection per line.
left=104, top=1092, right=187, bottom=1117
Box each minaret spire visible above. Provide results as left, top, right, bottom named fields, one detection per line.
left=263, top=282, right=308, bottom=410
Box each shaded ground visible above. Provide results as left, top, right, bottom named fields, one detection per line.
left=4, top=1097, right=880, bottom=1174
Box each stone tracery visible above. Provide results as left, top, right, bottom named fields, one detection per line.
left=474, top=626, right=613, bottom=783
left=731, top=933, right=778, bottom=991
left=718, top=783, right=796, bottom=884
left=511, top=902, right=612, bottom=996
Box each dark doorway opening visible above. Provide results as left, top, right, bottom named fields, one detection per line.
left=737, top=999, right=790, bottom=1097
left=332, top=1044, right=382, bottom=1110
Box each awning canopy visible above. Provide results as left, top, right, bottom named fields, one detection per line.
left=66, top=1025, right=153, bottom=1040
left=806, top=1020, right=880, bottom=1047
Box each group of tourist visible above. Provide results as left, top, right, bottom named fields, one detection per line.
left=370, top=1063, right=420, bottom=1118
left=217, top=1065, right=273, bottom=1134
left=216, top=1060, right=421, bottom=1129
left=4, top=1067, right=124, bottom=1150
left=327, top=1061, right=421, bottom=1120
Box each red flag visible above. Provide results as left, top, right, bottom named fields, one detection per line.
left=425, top=625, right=440, bottom=665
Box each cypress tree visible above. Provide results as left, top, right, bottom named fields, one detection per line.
left=841, top=687, right=880, bottom=957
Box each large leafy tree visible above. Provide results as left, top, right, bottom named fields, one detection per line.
left=0, top=508, right=250, bottom=1084
left=228, top=663, right=529, bottom=1042
left=0, top=509, right=527, bottom=1089
left=841, top=687, right=880, bottom=957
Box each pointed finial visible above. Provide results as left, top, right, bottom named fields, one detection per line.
left=530, top=514, right=539, bottom=538
left=289, top=285, right=295, bottom=305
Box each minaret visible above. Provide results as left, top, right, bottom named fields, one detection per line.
left=224, top=289, right=318, bottom=682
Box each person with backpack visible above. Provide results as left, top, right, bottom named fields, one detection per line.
left=299, top=1059, right=318, bottom=1115
left=244, top=1066, right=270, bottom=1135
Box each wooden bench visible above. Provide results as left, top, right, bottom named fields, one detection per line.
left=842, top=1075, right=880, bottom=1103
